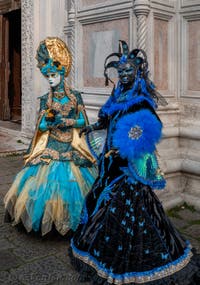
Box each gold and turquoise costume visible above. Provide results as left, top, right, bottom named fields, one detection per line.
left=4, top=37, right=97, bottom=236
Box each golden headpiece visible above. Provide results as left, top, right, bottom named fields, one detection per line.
left=36, top=37, right=72, bottom=77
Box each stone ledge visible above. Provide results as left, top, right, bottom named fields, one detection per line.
left=183, top=194, right=200, bottom=211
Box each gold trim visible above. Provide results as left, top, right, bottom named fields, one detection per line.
left=72, top=248, right=193, bottom=284
left=24, top=112, right=50, bottom=165
left=71, top=128, right=96, bottom=163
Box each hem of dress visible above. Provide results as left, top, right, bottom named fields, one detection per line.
left=69, top=242, right=200, bottom=285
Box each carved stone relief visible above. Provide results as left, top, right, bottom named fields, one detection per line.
left=21, top=0, right=36, bottom=134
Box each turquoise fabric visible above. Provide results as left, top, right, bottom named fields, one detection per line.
left=15, top=160, right=96, bottom=231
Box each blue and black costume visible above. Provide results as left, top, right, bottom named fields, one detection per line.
left=69, top=41, right=199, bottom=285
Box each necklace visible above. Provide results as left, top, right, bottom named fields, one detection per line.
left=53, top=91, right=65, bottom=99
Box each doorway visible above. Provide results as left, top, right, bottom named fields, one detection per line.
left=0, top=9, right=21, bottom=123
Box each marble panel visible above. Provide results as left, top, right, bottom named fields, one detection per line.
left=154, top=18, right=169, bottom=90
left=82, top=18, right=129, bottom=87
left=188, top=20, right=200, bottom=91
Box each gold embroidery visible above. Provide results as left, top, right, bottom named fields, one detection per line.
left=50, top=129, right=73, bottom=142
left=61, top=151, right=72, bottom=159
left=65, top=119, right=75, bottom=126
left=43, top=148, right=59, bottom=160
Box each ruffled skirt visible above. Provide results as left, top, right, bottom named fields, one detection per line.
left=4, top=160, right=97, bottom=235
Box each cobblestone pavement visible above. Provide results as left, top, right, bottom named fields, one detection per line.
left=0, top=155, right=200, bottom=285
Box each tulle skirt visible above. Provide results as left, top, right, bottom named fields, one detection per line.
left=4, top=160, right=97, bottom=235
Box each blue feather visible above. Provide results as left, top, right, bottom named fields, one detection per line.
left=112, top=109, right=162, bottom=160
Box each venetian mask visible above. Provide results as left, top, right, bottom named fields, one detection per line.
left=45, top=72, right=61, bottom=87
left=117, top=62, right=136, bottom=86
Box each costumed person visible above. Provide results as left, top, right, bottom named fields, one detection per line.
left=4, top=37, right=97, bottom=236
left=69, top=41, right=200, bottom=284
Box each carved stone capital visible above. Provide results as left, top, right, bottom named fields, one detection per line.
left=68, top=0, right=76, bottom=25
left=133, top=0, right=150, bottom=16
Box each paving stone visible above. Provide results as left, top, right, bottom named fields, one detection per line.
left=12, top=238, right=58, bottom=262
left=0, top=175, right=16, bottom=186
left=56, top=251, right=72, bottom=267
left=183, top=224, right=200, bottom=240
left=0, top=271, right=22, bottom=285
left=0, top=238, right=15, bottom=250
left=0, top=213, right=5, bottom=226
left=10, top=256, right=69, bottom=285
left=169, top=217, right=189, bottom=229
left=49, top=271, right=88, bottom=285
left=0, top=224, right=14, bottom=238
left=178, top=209, right=200, bottom=222
left=0, top=250, right=22, bottom=270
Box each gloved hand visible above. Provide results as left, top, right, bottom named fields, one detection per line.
left=79, top=119, right=106, bottom=137
left=104, top=148, right=119, bottom=158
left=45, top=109, right=59, bottom=122
left=45, top=109, right=63, bottom=128
left=79, top=125, right=93, bottom=137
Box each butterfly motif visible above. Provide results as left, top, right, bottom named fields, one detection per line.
left=110, top=207, right=116, bottom=214
left=145, top=249, right=150, bottom=254
left=127, top=227, right=131, bottom=233
left=126, top=199, right=131, bottom=206
left=121, top=191, right=125, bottom=196
left=93, top=249, right=100, bottom=257
left=105, top=236, right=110, bottom=242
left=131, top=216, right=135, bottom=222
left=100, top=261, right=106, bottom=268
left=121, top=220, right=126, bottom=226
left=118, top=245, right=123, bottom=251
left=161, top=253, right=169, bottom=260
left=139, top=221, right=145, bottom=227
left=109, top=267, right=114, bottom=273
left=126, top=212, right=130, bottom=217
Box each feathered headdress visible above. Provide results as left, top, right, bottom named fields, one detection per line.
left=104, top=40, right=167, bottom=106
left=104, top=40, right=148, bottom=86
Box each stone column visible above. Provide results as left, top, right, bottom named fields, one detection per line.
left=133, top=0, right=150, bottom=51
left=64, top=0, right=76, bottom=86
left=21, top=0, right=36, bottom=136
